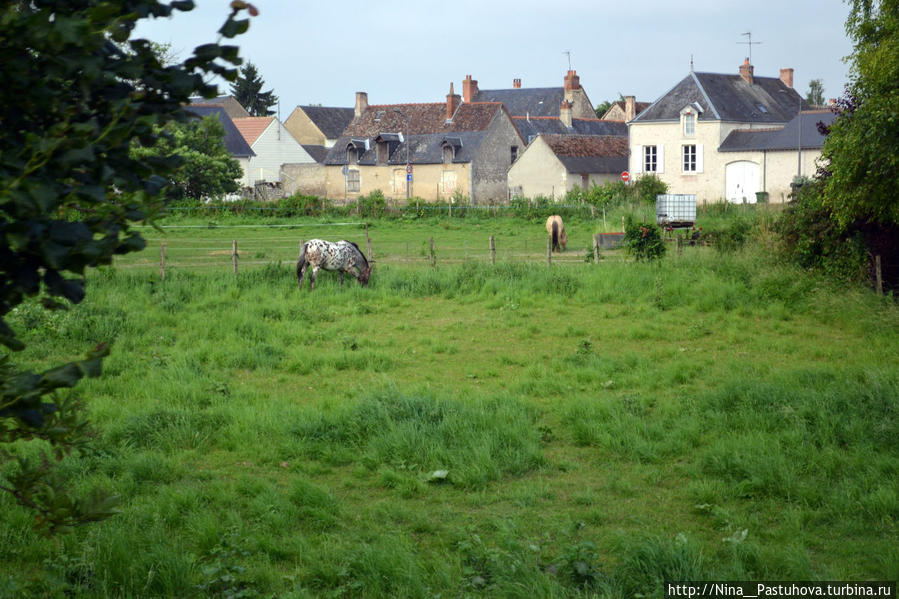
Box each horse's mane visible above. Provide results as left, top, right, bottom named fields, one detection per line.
left=342, top=240, right=369, bottom=269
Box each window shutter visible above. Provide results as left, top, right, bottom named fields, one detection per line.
left=633, top=145, right=643, bottom=173
left=696, top=144, right=704, bottom=173
left=657, top=145, right=664, bottom=174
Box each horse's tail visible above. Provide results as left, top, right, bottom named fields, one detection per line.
left=296, top=242, right=308, bottom=288
left=551, top=221, right=559, bottom=251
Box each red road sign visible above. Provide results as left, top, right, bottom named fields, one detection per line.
left=621, top=171, right=630, bottom=182
left=406, top=164, right=413, bottom=174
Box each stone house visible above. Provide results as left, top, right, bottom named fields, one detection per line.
left=283, top=105, right=355, bottom=163
left=508, top=134, right=628, bottom=200
left=718, top=109, right=836, bottom=203
left=599, top=97, right=651, bottom=122
left=628, top=60, right=810, bottom=204
left=232, top=116, right=316, bottom=186
left=316, top=86, right=525, bottom=204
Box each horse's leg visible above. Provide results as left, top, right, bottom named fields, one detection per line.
left=338, top=271, right=345, bottom=285
left=297, top=262, right=306, bottom=290
left=309, top=266, right=319, bottom=291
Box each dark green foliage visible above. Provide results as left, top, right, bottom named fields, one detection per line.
left=631, top=174, right=669, bottom=205
left=229, top=61, right=278, bottom=116
left=623, top=216, right=666, bottom=261
left=356, top=189, right=388, bottom=218
left=776, top=181, right=868, bottom=281
left=0, top=0, right=251, bottom=531
left=131, top=115, right=243, bottom=201
left=821, top=0, right=899, bottom=228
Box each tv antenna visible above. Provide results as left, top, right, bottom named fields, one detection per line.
left=738, top=32, right=762, bottom=65
left=563, top=49, right=571, bottom=71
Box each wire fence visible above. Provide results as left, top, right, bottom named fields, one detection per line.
left=114, top=229, right=626, bottom=276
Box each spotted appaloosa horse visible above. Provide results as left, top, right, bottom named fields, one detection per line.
left=296, top=239, right=372, bottom=291
left=546, top=215, right=568, bottom=252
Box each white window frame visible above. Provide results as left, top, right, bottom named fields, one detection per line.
left=346, top=169, right=361, bottom=192
left=682, top=144, right=703, bottom=174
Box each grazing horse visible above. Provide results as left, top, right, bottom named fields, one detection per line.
left=296, top=239, right=372, bottom=291
left=546, top=215, right=568, bottom=252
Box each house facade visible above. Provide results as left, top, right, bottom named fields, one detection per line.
left=628, top=61, right=810, bottom=204
left=232, top=117, right=316, bottom=186
left=318, top=87, right=524, bottom=204
left=508, top=134, right=628, bottom=200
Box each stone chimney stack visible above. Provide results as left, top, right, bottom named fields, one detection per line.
left=513, top=78, right=522, bottom=89
left=739, top=58, right=754, bottom=85
left=559, top=100, right=572, bottom=128
left=780, top=68, right=795, bottom=88
left=446, top=82, right=461, bottom=120
left=624, top=96, right=636, bottom=122
left=354, top=91, right=368, bottom=118
left=462, top=74, right=478, bottom=103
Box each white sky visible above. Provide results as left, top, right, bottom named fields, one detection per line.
left=134, top=0, right=854, bottom=112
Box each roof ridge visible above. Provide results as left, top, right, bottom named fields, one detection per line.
left=691, top=71, right=721, bottom=120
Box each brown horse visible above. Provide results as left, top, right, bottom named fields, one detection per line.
left=546, top=215, right=567, bottom=252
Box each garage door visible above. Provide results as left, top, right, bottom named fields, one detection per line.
left=725, top=161, right=760, bottom=204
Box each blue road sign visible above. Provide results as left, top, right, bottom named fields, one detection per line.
left=407, top=174, right=413, bottom=181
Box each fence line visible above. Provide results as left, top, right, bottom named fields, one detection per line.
left=125, top=234, right=632, bottom=278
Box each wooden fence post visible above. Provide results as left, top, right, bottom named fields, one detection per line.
left=160, top=242, right=166, bottom=280
left=593, top=234, right=600, bottom=263
left=676, top=235, right=683, bottom=257
left=489, top=235, right=496, bottom=265
left=546, top=236, right=552, bottom=267
left=875, top=255, right=883, bottom=295
left=232, top=240, right=238, bottom=275
left=429, top=237, right=436, bottom=267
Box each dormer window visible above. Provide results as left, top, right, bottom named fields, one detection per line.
left=441, top=136, right=462, bottom=164
left=684, top=111, right=695, bottom=136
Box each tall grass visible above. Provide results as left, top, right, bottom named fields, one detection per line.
left=2, top=231, right=897, bottom=596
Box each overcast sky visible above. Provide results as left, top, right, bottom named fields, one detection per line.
left=134, top=0, right=854, bottom=112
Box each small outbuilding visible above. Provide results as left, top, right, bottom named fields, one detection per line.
left=507, top=134, right=628, bottom=200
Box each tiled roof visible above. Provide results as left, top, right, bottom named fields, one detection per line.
left=472, top=87, right=565, bottom=117
left=342, top=102, right=502, bottom=138
left=185, top=104, right=255, bottom=158
left=323, top=131, right=488, bottom=166
left=513, top=117, right=626, bottom=141
left=298, top=106, right=354, bottom=140
left=633, top=71, right=807, bottom=124
left=301, top=144, right=329, bottom=163
left=233, top=116, right=274, bottom=146
left=541, top=134, right=629, bottom=174
left=719, top=110, right=836, bottom=152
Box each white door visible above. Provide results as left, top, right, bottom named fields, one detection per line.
left=725, top=161, right=760, bottom=204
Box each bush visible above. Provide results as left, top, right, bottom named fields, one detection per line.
left=623, top=216, right=666, bottom=261
left=631, top=174, right=668, bottom=205
left=775, top=181, right=867, bottom=281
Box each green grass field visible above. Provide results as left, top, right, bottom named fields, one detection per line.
left=2, top=214, right=897, bottom=597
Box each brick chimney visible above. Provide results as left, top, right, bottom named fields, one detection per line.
left=739, top=58, right=754, bottom=85
left=780, top=68, right=794, bottom=88
left=354, top=91, right=368, bottom=118
left=559, top=100, right=572, bottom=128
left=624, top=95, right=636, bottom=122
left=564, top=70, right=581, bottom=91
left=513, top=78, right=522, bottom=89
left=462, top=74, right=478, bottom=103
left=446, top=82, right=461, bottom=120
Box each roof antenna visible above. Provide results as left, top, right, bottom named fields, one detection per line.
left=738, top=32, right=762, bottom=65
left=690, top=54, right=694, bottom=73
left=563, top=49, right=571, bottom=71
